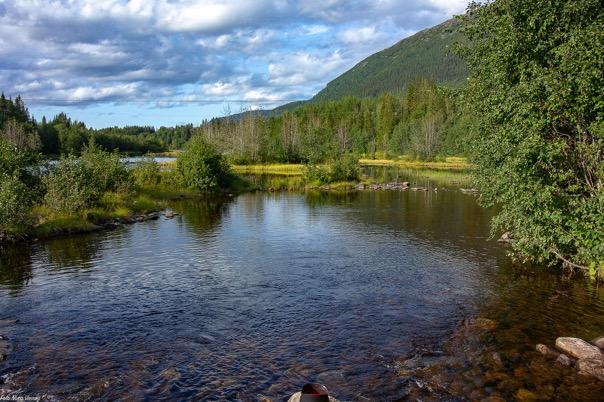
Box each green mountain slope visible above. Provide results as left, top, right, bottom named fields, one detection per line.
left=312, top=18, right=467, bottom=101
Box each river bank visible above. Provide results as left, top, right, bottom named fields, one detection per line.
left=1, top=162, right=473, bottom=246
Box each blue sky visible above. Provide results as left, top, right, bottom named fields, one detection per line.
left=0, top=0, right=469, bottom=128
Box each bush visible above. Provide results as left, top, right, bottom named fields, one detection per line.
left=44, top=144, right=133, bottom=213
left=132, top=156, right=161, bottom=187
left=80, top=142, right=132, bottom=193
left=177, top=135, right=232, bottom=191
left=329, top=154, right=360, bottom=182
left=303, top=154, right=360, bottom=184
left=0, top=173, right=32, bottom=231
left=302, top=164, right=331, bottom=184
left=44, top=157, right=103, bottom=213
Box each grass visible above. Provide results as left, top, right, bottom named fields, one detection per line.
left=232, top=164, right=305, bottom=176
left=358, top=156, right=470, bottom=170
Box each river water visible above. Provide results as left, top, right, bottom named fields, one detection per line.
left=1, top=184, right=603, bottom=400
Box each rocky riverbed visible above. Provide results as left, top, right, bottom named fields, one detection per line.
left=393, top=318, right=604, bottom=401
left=536, top=336, right=604, bottom=382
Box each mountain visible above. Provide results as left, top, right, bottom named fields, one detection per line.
left=227, top=18, right=467, bottom=119
left=312, top=18, right=467, bottom=101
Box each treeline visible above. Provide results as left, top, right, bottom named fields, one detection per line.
left=200, top=79, right=472, bottom=164
left=1, top=80, right=471, bottom=161
left=0, top=94, right=179, bottom=156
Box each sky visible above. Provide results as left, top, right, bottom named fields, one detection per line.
left=0, top=0, right=470, bottom=128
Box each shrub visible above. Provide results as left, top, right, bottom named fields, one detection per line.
left=302, top=164, right=331, bottom=184
left=80, top=142, right=132, bottom=194
left=44, top=144, right=133, bottom=213
left=303, top=154, right=360, bottom=184
left=132, top=156, right=161, bottom=187
left=0, top=173, right=32, bottom=231
left=44, top=157, right=103, bottom=213
left=329, top=154, right=360, bottom=182
left=177, top=135, right=232, bottom=191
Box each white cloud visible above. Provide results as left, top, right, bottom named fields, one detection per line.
left=338, top=26, right=383, bottom=44
left=268, top=51, right=346, bottom=86
left=0, top=0, right=470, bottom=113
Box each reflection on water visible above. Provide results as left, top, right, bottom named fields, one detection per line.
left=0, top=245, right=34, bottom=295
left=0, top=188, right=603, bottom=401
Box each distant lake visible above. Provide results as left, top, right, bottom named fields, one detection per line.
left=1, top=175, right=603, bottom=400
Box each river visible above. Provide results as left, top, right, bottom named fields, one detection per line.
left=1, top=181, right=603, bottom=400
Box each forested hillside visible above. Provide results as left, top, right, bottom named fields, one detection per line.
left=312, top=18, right=467, bottom=101
left=202, top=79, right=472, bottom=163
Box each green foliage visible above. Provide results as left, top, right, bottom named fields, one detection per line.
left=177, top=135, right=232, bottom=191
left=302, top=164, right=332, bottom=184
left=44, top=157, right=103, bottom=213
left=132, top=156, right=161, bottom=187
left=0, top=135, right=39, bottom=231
left=0, top=173, right=32, bottom=230
left=329, top=154, right=360, bottom=182
left=44, top=142, right=133, bottom=213
left=303, top=155, right=360, bottom=184
left=201, top=80, right=469, bottom=164
left=460, top=0, right=604, bottom=269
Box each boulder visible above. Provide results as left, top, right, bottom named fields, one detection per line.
left=164, top=211, right=175, bottom=219
left=555, top=337, right=604, bottom=360
left=555, top=354, right=572, bottom=367
left=592, top=336, right=604, bottom=350
left=576, top=357, right=604, bottom=381
left=536, top=344, right=559, bottom=358
left=146, top=212, right=160, bottom=220
left=287, top=392, right=338, bottom=402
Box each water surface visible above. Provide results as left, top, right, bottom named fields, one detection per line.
left=1, top=188, right=603, bottom=400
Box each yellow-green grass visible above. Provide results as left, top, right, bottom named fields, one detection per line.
left=232, top=164, right=305, bottom=176
left=359, top=156, right=470, bottom=170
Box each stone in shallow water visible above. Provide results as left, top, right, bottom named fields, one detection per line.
left=555, top=354, right=572, bottom=367
left=592, top=336, right=604, bottom=350
left=536, top=344, right=559, bottom=358
left=287, top=392, right=339, bottom=402
left=555, top=337, right=604, bottom=360
left=576, top=358, right=604, bottom=382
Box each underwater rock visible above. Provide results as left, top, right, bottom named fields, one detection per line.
left=555, top=337, right=604, bottom=360
left=555, top=354, right=572, bottom=367
left=536, top=344, right=559, bottom=358
left=576, top=357, right=604, bottom=382
left=592, top=336, right=604, bottom=350
left=466, top=317, right=498, bottom=331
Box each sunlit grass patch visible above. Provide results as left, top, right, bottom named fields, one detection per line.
left=359, top=156, right=470, bottom=170
left=232, top=164, right=305, bottom=176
